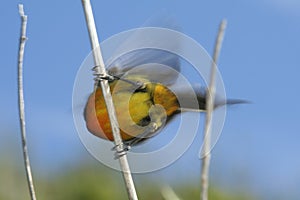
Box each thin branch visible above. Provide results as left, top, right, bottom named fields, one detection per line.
left=161, top=185, right=181, bottom=200
left=17, top=4, right=37, bottom=200
left=200, top=20, right=227, bottom=200
left=81, top=1, right=138, bottom=200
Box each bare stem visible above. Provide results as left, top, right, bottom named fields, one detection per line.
left=17, top=4, right=37, bottom=200
left=200, top=20, right=227, bottom=200
left=161, top=185, right=181, bottom=200
left=81, top=1, right=138, bottom=199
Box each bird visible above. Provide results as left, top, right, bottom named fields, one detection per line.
left=83, top=48, right=246, bottom=148
left=83, top=17, right=246, bottom=148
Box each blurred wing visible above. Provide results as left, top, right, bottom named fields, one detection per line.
left=107, top=49, right=180, bottom=85
left=106, top=16, right=181, bottom=86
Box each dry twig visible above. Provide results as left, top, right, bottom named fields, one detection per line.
left=161, top=185, right=181, bottom=200
left=17, top=4, right=37, bottom=200
left=200, top=20, right=227, bottom=200
left=81, top=1, right=138, bottom=199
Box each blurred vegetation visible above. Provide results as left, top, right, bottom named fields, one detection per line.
left=0, top=158, right=253, bottom=200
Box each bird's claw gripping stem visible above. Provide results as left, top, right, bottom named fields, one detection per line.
left=111, top=143, right=131, bottom=159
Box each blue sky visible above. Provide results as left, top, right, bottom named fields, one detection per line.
left=1, top=0, right=300, bottom=199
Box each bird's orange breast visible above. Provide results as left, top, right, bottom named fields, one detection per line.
left=84, top=80, right=179, bottom=142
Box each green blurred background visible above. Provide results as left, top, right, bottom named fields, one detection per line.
left=0, top=156, right=252, bottom=200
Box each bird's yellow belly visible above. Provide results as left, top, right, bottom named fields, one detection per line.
left=84, top=80, right=179, bottom=142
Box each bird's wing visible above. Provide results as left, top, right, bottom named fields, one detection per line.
left=105, top=16, right=182, bottom=86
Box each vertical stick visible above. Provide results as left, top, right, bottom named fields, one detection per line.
left=17, top=4, right=37, bottom=200
left=161, top=185, right=181, bottom=200
left=81, top=1, right=138, bottom=199
left=200, top=20, right=227, bottom=200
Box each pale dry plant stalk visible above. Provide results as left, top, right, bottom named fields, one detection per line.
left=81, top=0, right=138, bottom=199
left=161, top=185, right=181, bottom=200
left=17, top=4, right=37, bottom=200
left=200, top=20, right=227, bottom=200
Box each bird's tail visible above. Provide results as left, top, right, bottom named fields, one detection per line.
left=173, top=87, right=248, bottom=112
